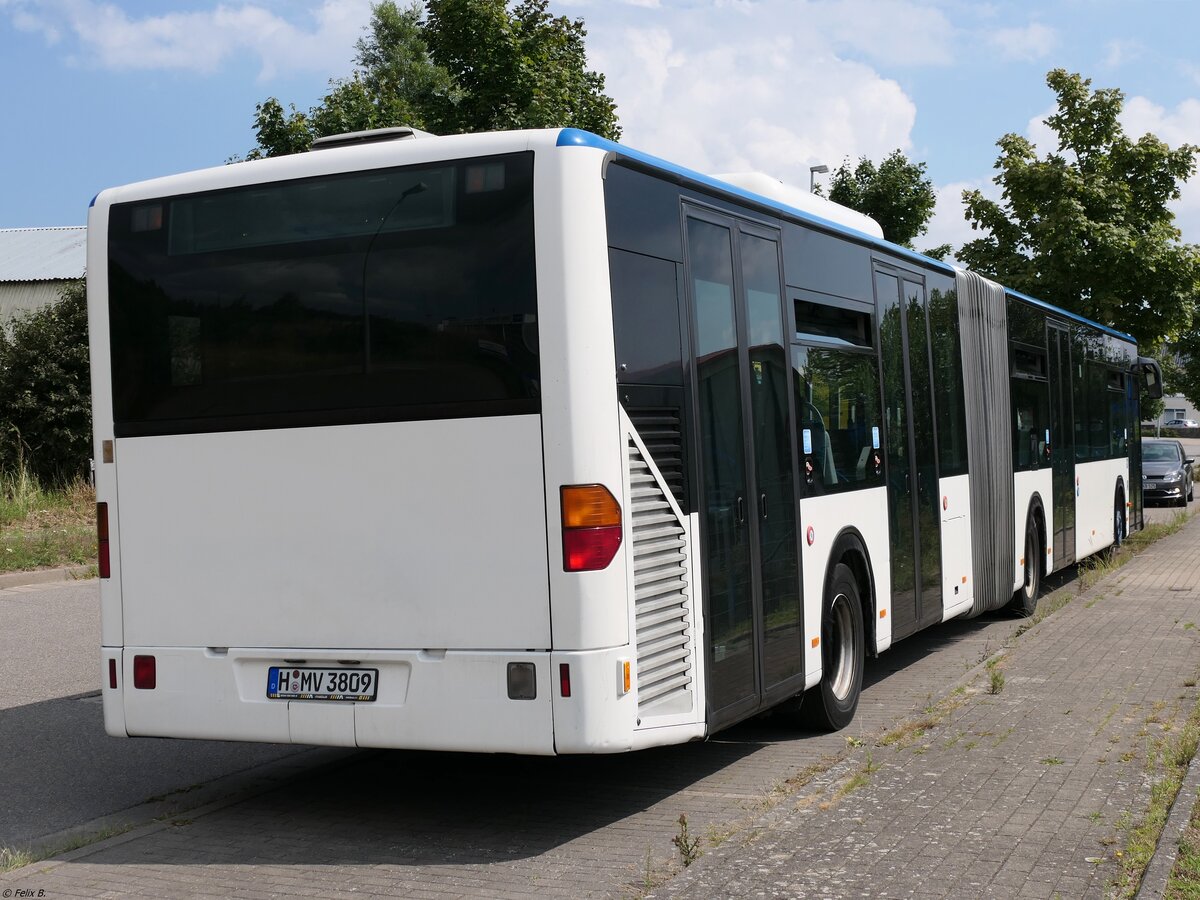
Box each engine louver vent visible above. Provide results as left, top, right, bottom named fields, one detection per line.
left=625, top=408, right=685, bottom=509
left=628, top=438, right=693, bottom=715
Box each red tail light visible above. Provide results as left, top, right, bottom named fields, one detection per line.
left=97, top=502, right=110, bottom=579
left=133, top=655, right=156, bottom=689
left=108, top=658, right=118, bottom=689
left=559, top=663, right=572, bottom=698
left=560, top=484, right=622, bottom=571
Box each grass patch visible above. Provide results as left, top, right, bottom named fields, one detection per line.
left=0, top=468, right=95, bottom=574
left=0, top=823, right=133, bottom=874
left=1112, top=695, right=1200, bottom=898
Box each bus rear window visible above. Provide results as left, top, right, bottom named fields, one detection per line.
left=107, top=152, right=538, bottom=437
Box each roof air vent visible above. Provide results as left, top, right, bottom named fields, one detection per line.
left=311, top=127, right=436, bottom=151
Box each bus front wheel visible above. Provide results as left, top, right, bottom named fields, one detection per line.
left=802, top=563, right=864, bottom=731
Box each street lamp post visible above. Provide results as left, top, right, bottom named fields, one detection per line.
left=809, top=164, right=829, bottom=193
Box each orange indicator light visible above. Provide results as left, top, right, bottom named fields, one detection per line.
left=811, top=636, right=820, bottom=648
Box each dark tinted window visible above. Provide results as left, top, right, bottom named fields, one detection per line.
left=793, top=345, right=882, bottom=494
left=928, top=286, right=968, bottom=477
left=1011, top=377, right=1049, bottom=471
left=610, top=249, right=682, bottom=385
left=108, top=153, right=538, bottom=436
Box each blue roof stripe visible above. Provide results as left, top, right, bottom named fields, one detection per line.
left=1005, top=288, right=1135, bottom=344
left=558, top=128, right=1138, bottom=346
left=557, top=128, right=955, bottom=275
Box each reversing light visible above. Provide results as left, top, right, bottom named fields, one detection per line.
left=97, top=502, right=110, bottom=579
left=560, top=484, right=622, bottom=571
left=507, top=662, right=536, bottom=700
left=133, top=655, right=156, bottom=690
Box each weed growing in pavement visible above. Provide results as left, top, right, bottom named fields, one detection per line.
left=1111, top=694, right=1200, bottom=898
left=705, top=822, right=733, bottom=849
left=0, top=824, right=133, bottom=874
left=986, top=658, right=1006, bottom=695
left=1165, top=785, right=1200, bottom=898
left=672, top=814, right=702, bottom=868
left=0, top=846, right=33, bottom=872
left=1041, top=757, right=1065, bottom=766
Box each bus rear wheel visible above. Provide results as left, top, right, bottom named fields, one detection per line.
left=802, top=563, right=864, bottom=731
left=1009, top=516, right=1040, bottom=618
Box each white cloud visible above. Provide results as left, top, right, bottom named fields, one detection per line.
left=923, top=178, right=999, bottom=259
left=987, top=22, right=1057, bottom=62
left=809, top=0, right=956, bottom=66
left=591, top=5, right=920, bottom=194
left=2, top=0, right=373, bottom=79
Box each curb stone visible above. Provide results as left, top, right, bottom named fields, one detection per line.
left=0, top=747, right=366, bottom=881
left=1136, top=736, right=1200, bottom=899
left=0, top=565, right=94, bottom=591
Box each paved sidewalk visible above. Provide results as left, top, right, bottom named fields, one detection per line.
left=656, top=519, right=1200, bottom=899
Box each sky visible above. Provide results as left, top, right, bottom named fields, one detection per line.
left=2, top=0, right=1200, bottom=257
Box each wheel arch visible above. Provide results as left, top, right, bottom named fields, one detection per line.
left=825, top=526, right=879, bottom=657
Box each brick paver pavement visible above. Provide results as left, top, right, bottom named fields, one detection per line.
left=4, top=513, right=1198, bottom=899
left=656, top=517, right=1200, bottom=899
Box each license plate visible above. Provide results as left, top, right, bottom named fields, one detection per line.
left=267, top=666, right=378, bottom=701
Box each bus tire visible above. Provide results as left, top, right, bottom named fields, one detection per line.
left=1113, top=487, right=1126, bottom=547
left=802, top=563, right=864, bottom=731
left=1009, top=515, right=1040, bottom=617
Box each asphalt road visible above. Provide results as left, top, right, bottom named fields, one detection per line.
left=0, top=579, right=311, bottom=852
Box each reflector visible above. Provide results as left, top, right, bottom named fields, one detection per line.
left=133, top=655, right=156, bottom=690
left=97, top=502, right=110, bottom=579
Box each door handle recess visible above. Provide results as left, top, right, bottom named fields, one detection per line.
left=759, top=493, right=768, bottom=519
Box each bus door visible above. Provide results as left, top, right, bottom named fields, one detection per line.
left=1048, top=321, right=1076, bottom=564
left=875, top=267, right=942, bottom=639
left=684, top=207, right=803, bottom=725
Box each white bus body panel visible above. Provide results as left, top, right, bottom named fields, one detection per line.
left=1012, top=468, right=1053, bottom=591
left=939, top=474, right=974, bottom=621
left=534, top=144, right=631, bottom=653
left=115, top=417, right=550, bottom=650
left=799, top=487, right=891, bottom=688
left=1075, top=457, right=1128, bottom=560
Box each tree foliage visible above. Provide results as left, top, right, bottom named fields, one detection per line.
left=957, top=69, right=1200, bottom=348
left=0, top=280, right=92, bottom=484
left=243, top=0, right=618, bottom=160
left=824, top=150, right=941, bottom=253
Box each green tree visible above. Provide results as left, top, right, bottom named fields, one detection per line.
left=0, top=280, right=92, bottom=484
left=957, top=69, right=1200, bottom=348
left=824, top=150, right=942, bottom=254
left=243, top=0, right=617, bottom=160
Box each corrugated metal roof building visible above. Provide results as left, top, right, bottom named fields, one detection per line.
left=0, top=227, right=87, bottom=324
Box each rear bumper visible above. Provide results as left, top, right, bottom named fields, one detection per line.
left=104, top=646, right=557, bottom=755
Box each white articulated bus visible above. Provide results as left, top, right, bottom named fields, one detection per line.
left=88, top=127, right=1162, bottom=754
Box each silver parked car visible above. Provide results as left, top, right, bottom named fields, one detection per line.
left=1142, top=438, right=1194, bottom=507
